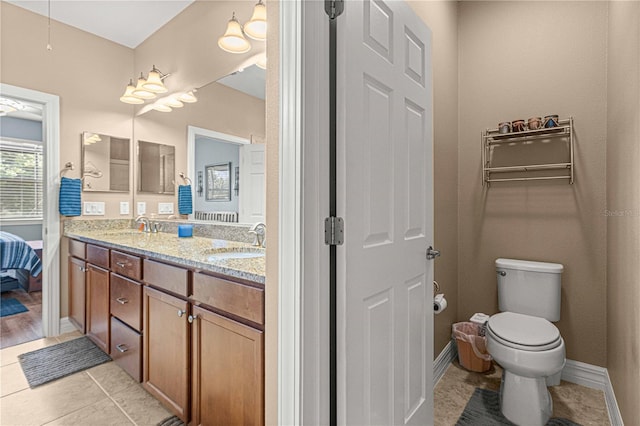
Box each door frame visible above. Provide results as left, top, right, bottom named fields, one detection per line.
left=279, top=0, right=331, bottom=424
left=0, top=83, right=61, bottom=338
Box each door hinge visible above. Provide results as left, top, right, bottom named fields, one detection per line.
left=324, top=217, right=344, bottom=246
left=325, top=0, right=344, bottom=19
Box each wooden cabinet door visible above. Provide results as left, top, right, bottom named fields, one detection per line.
left=86, top=264, right=110, bottom=353
left=143, top=286, right=190, bottom=422
left=191, top=306, right=264, bottom=426
left=68, top=256, right=86, bottom=333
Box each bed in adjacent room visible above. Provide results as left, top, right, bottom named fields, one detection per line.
left=0, top=231, right=43, bottom=293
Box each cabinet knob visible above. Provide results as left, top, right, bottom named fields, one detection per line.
left=78, top=266, right=86, bottom=272
left=116, top=297, right=129, bottom=305
left=116, top=261, right=127, bottom=268
left=177, top=309, right=186, bottom=317
left=116, top=344, right=128, bottom=353
left=188, top=314, right=198, bottom=324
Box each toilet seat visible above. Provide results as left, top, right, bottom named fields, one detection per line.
left=488, top=312, right=561, bottom=352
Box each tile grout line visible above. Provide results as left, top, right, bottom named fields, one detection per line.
left=85, top=369, right=138, bottom=426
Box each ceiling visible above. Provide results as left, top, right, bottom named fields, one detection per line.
left=5, top=0, right=195, bottom=48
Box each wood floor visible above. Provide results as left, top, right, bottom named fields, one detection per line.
left=0, top=290, right=43, bottom=349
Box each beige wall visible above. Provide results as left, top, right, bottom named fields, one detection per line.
left=606, top=1, right=640, bottom=423
left=408, top=1, right=460, bottom=358
left=458, top=1, right=608, bottom=366
left=264, top=0, right=279, bottom=425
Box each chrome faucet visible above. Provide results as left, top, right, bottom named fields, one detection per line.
left=249, top=222, right=266, bottom=248
left=136, top=215, right=150, bottom=233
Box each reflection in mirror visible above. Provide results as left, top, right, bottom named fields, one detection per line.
left=82, top=132, right=130, bottom=192
left=137, top=140, right=175, bottom=194
left=206, top=163, right=231, bottom=201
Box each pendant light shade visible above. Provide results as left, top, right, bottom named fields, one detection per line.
left=120, top=79, right=145, bottom=104
left=163, top=96, right=184, bottom=108
left=244, top=0, right=266, bottom=41
left=218, top=13, right=251, bottom=54
left=132, top=73, right=156, bottom=100
left=178, top=91, right=198, bottom=103
left=152, top=103, right=172, bottom=112
left=142, top=65, right=168, bottom=93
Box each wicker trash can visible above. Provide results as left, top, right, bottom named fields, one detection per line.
left=452, top=322, right=492, bottom=373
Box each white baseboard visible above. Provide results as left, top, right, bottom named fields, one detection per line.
left=433, top=348, right=623, bottom=424
left=433, top=339, right=457, bottom=386
left=561, top=359, right=623, bottom=425
left=58, top=317, right=78, bottom=335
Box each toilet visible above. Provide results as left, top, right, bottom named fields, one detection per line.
left=486, top=258, right=566, bottom=426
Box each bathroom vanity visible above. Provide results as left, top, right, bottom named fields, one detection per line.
left=64, top=223, right=265, bottom=425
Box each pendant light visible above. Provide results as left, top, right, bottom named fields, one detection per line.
left=218, top=12, right=251, bottom=54
left=243, top=0, right=267, bottom=41
left=162, top=96, right=184, bottom=108
left=178, top=91, right=198, bottom=103
left=119, top=79, right=145, bottom=104
left=152, top=103, right=172, bottom=112
left=132, top=73, right=156, bottom=100
left=142, top=65, right=168, bottom=93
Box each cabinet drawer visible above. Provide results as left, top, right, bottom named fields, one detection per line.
left=193, top=273, right=264, bottom=325
left=110, top=273, right=142, bottom=332
left=111, top=251, right=142, bottom=281
left=143, top=259, right=189, bottom=297
left=86, top=244, right=109, bottom=269
left=69, top=239, right=86, bottom=259
left=111, top=317, right=142, bottom=382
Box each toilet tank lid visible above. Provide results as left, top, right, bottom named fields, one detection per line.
left=495, top=258, right=564, bottom=273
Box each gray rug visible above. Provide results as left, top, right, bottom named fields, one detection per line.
left=457, top=388, right=582, bottom=426
left=18, top=336, right=111, bottom=388
left=157, top=415, right=185, bottom=426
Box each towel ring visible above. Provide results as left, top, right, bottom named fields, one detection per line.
left=178, top=172, right=192, bottom=185
left=60, top=162, right=74, bottom=177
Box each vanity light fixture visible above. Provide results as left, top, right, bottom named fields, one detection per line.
left=132, top=73, right=157, bottom=100
left=178, top=90, right=198, bottom=103
left=142, top=65, right=168, bottom=93
left=119, top=79, right=145, bottom=104
left=151, top=103, right=172, bottom=113
left=244, top=0, right=267, bottom=41
left=256, top=53, right=267, bottom=70
left=218, top=12, right=251, bottom=54
left=218, top=1, right=266, bottom=54
left=161, top=96, right=184, bottom=108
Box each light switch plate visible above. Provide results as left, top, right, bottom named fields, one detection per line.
left=158, top=202, right=174, bottom=214
left=120, top=201, right=130, bottom=215
left=137, top=202, right=146, bottom=215
left=83, top=202, right=105, bottom=216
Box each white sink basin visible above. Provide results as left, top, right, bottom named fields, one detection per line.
left=203, top=247, right=265, bottom=261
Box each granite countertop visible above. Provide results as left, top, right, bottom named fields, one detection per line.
left=64, top=228, right=265, bottom=285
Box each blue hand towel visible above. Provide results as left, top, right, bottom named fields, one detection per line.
left=178, top=185, right=193, bottom=215
left=59, top=177, right=82, bottom=216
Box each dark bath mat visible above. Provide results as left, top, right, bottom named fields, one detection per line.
left=18, top=336, right=111, bottom=388
left=456, top=387, right=582, bottom=426
left=1, top=297, right=28, bottom=317
left=157, top=415, right=185, bottom=426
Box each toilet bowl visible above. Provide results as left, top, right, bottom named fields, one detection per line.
left=486, top=312, right=566, bottom=426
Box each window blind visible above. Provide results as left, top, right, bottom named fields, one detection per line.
left=0, top=139, right=43, bottom=220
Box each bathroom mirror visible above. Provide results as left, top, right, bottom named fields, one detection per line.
left=137, top=140, right=175, bottom=195
left=205, top=162, right=231, bottom=201
left=81, top=132, right=130, bottom=192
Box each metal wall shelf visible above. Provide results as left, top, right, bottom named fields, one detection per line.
left=482, top=117, right=574, bottom=185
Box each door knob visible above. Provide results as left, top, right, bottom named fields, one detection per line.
left=426, top=246, right=441, bottom=260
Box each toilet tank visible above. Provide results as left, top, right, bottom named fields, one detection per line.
left=496, top=258, right=563, bottom=322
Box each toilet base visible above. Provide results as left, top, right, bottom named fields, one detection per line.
left=500, top=370, right=553, bottom=426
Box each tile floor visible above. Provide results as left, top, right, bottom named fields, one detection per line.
left=0, top=332, right=172, bottom=426
left=434, top=360, right=611, bottom=426
left=1, top=334, right=612, bottom=426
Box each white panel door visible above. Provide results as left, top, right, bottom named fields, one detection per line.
left=337, top=0, right=434, bottom=424
left=239, top=143, right=266, bottom=224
